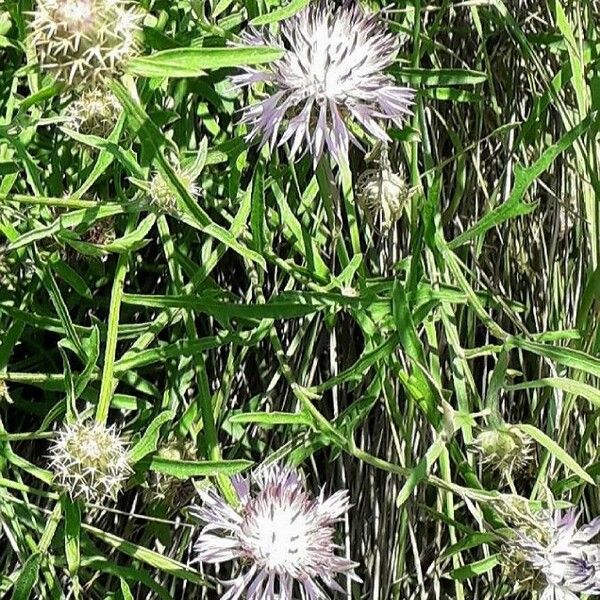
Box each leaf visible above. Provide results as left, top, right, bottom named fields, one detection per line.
left=129, top=410, right=175, bottom=464
left=229, top=412, right=312, bottom=426
left=110, top=80, right=266, bottom=269
left=507, top=377, right=600, bottom=409
left=63, top=497, right=81, bottom=578
left=450, top=112, right=595, bottom=248
left=127, top=47, right=284, bottom=78
left=450, top=555, right=500, bottom=581
left=393, top=68, right=487, bottom=86
left=516, top=423, right=594, bottom=485
left=10, top=553, right=42, bottom=600
left=250, top=0, right=311, bottom=24
left=148, top=457, right=253, bottom=479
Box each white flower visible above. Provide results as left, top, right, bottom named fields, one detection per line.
left=190, top=463, right=360, bottom=599
left=30, top=0, right=143, bottom=84
left=515, top=509, right=600, bottom=599
left=48, top=420, right=131, bottom=503
left=233, top=1, right=415, bottom=166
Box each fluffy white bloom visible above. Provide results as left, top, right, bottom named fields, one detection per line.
left=30, top=0, right=143, bottom=84
left=233, top=1, right=415, bottom=166
left=48, top=420, right=131, bottom=503
left=190, top=463, right=360, bottom=599
left=515, top=509, right=600, bottom=599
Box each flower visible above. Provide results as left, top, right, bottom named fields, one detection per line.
left=30, top=0, right=143, bottom=84
left=148, top=168, right=200, bottom=214
left=48, top=420, right=131, bottom=503
left=232, top=1, right=415, bottom=166
left=190, top=463, right=360, bottom=599
left=66, top=88, right=121, bottom=137
left=471, top=423, right=533, bottom=475
left=514, top=509, right=600, bottom=599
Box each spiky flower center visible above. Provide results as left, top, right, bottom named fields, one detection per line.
left=54, top=0, right=95, bottom=31
left=241, top=492, right=312, bottom=573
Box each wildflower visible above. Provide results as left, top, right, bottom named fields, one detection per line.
left=30, top=0, right=143, bottom=84
left=66, top=88, right=120, bottom=137
left=513, top=509, right=600, bottom=599
left=356, top=146, right=415, bottom=229
left=471, top=423, right=533, bottom=475
left=190, top=463, right=360, bottom=599
left=233, top=1, right=415, bottom=166
left=148, top=168, right=200, bottom=214
left=48, top=420, right=131, bottom=503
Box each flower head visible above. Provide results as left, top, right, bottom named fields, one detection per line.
left=66, top=88, right=121, bottom=137
left=48, top=420, right=131, bottom=503
left=233, top=1, right=415, bottom=166
left=30, top=0, right=143, bottom=84
left=471, top=423, right=533, bottom=475
left=356, top=146, right=415, bottom=229
left=514, top=509, right=600, bottom=599
left=148, top=168, right=200, bottom=214
left=190, top=463, right=360, bottom=599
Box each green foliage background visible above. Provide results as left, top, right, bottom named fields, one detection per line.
left=0, top=0, right=599, bottom=598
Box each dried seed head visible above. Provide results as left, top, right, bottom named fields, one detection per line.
left=357, top=165, right=414, bottom=229
left=471, top=424, right=533, bottom=475
left=30, top=0, right=143, bottom=84
left=48, top=420, right=131, bottom=503
left=148, top=169, right=199, bottom=214
left=66, top=88, right=120, bottom=137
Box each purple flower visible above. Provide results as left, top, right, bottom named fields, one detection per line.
left=232, top=1, right=415, bottom=166
left=190, top=463, right=360, bottom=599
left=515, top=509, right=600, bottom=599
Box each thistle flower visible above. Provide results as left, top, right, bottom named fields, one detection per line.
left=190, top=463, right=360, bottom=599
left=233, top=1, right=415, bottom=166
left=66, top=88, right=120, bottom=137
left=30, top=0, right=143, bottom=84
left=48, top=420, right=131, bottom=503
left=148, top=168, right=200, bottom=214
left=471, top=423, right=533, bottom=475
left=513, top=509, right=600, bottom=599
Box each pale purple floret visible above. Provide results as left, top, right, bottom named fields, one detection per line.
left=190, top=463, right=360, bottom=600
left=515, top=509, right=600, bottom=599
left=232, top=1, right=415, bottom=166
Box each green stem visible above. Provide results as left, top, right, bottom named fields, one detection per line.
left=96, top=215, right=136, bottom=424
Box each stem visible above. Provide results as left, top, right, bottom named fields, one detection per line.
left=95, top=215, right=136, bottom=424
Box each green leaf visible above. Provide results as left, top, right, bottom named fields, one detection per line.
left=229, top=411, right=311, bottom=426
left=250, top=0, right=311, bottom=24
left=148, top=457, right=253, bottom=479
left=393, top=68, right=487, bottom=86
left=129, top=410, right=175, bottom=464
left=450, top=112, right=595, bottom=248
left=127, top=47, right=284, bottom=78
left=516, top=423, right=594, bottom=485
left=11, top=552, right=42, bottom=600
left=450, top=554, right=500, bottom=581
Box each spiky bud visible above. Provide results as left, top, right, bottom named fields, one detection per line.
left=357, top=147, right=416, bottom=229
left=148, top=169, right=199, bottom=215
left=472, top=424, right=533, bottom=475
left=145, top=439, right=197, bottom=509
left=48, top=420, right=131, bottom=503
left=66, top=88, right=120, bottom=137
left=30, top=0, right=143, bottom=84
